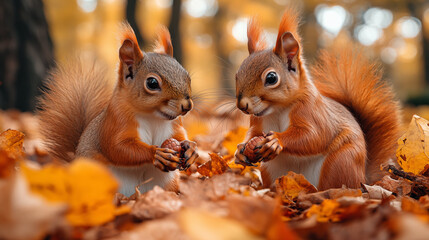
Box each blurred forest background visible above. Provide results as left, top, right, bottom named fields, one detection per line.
left=1, top=0, right=429, bottom=112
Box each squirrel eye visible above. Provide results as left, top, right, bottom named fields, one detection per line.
left=146, top=77, right=161, bottom=91
left=264, top=72, right=278, bottom=86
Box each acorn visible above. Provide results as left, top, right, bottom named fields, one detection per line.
left=243, top=136, right=265, bottom=163
left=161, top=138, right=187, bottom=170
left=161, top=138, right=182, bottom=153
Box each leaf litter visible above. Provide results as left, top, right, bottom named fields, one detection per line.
left=0, top=110, right=428, bottom=239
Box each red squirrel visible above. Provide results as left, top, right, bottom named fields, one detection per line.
left=234, top=8, right=401, bottom=190
left=38, top=23, right=198, bottom=196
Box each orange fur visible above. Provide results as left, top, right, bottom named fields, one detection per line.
left=99, top=91, right=157, bottom=166
left=119, top=22, right=143, bottom=59
left=236, top=7, right=399, bottom=190
left=273, top=7, right=301, bottom=54
left=312, top=49, right=401, bottom=183
left=247, top=17, right=267, bottom=54
left=39, top=22, right=194, bottom=195
left=38, top=60, right=113, bottom=161
left=154, top=26, right=173, bottom=56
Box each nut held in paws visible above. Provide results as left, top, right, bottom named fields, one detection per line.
left=161, top=138, right=182, bottom=153
left=243, top=136, right=265, bottom=162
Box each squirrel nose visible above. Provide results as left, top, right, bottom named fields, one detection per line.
left=179, top=98, right=193, bottom=115
left=237, top=97, right=252, bottom=114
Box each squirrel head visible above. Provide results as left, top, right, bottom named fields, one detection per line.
left=235, top=10, right=305, bottom=117
left=117, top=23, right=192, bottom=120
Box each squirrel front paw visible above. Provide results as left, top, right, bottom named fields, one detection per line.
left=154, top=148, right=181, bottom=172
left=234, top=142, right=259, bottom=166
left=180, top=140, right=198, bottom=170
left=255, top=131, right=283, bottom=162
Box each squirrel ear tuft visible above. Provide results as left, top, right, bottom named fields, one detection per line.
left=273, top=7, right=301, bottom=57
left=247, top=17, right=267, bottom=54
left=119, top=22, right=143, bottom=65
left=154, top=26, right=173, bottom=57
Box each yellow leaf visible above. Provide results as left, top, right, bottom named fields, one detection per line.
left=396, top=115, right=429, bottom=175
left=306, top=199, right=341, bottom=222
left=21, top=158, right=120, bottom=226
left=275, top=172, right=317, bottom=203
left=222, top=126, right=248, bottom=155
left=65, top=159, right=119, bottom=226
left=21, top=163, right=68, bottom=202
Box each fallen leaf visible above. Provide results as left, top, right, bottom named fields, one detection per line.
left=0, top=129, right=25, bottom=159
left=222, top=126, right=248, bottom=155
left=132, top=186, right=183, bottom=220
left=401, top=196, right=429, bottom=222
left=276, top=171, right=317, bottom=204
left=362, top=184, right=393, bottom=199
left=0, top=172, right=65, bottom=240
left=179, top=208, right=263, bottom=240
left=197, top=152, right=230, bottom=177
left=297, top=187, right=362, bottom=209
left=21, top=158, right=122, bottom=227
left=0, top=129, right=25, bottom=178
left=374, top=175, right=412, bottom=196
left=20, top=162, right=68, bottom=202
left=396, top=115, right=429, bottom=175
left=306, top=199, right=341, bottom=222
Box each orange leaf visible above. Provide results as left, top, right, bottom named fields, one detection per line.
left=197, top=153, right=230, bottom=177
left=0, top=130, right=25, bottom=178
left=306, top=199, right=341, bottom=222
left=0, top=129, right=25, bottom=159
left=21, top=158, right=122, bottom=226
left=275, top=171, right=317, bottom=203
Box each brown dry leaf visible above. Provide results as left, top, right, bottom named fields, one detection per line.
left=132, top=186, right=183, bottom=220
left=21, top=158, right=124, bottom=227
left=179, top=172, right=251, bottom=203
left=0, top=130, right=25, bottom=178
left=362, top=184, right=393, bottom=199
left=0, top=129, right=25, bottom=159
left=374, top=175, right=412, bottom=196
left=226, top=195, right=298, bottom=240
left=222, top=126, right=248, bottom=155
left=276, top=171, right=317, bottom=203
left=178, top=208, right=263, bottom=240
left=197, top=152, right=230, bottom=177
left=396, top=115, right=429, bottom=175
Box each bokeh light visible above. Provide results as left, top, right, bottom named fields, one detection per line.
left=396, top=17, right=422, bottom=39
left=315, top=5, right=349, bottom=36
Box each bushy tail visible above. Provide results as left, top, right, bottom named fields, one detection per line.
left=312, top=48, right=401, bottom=183
left=38, top=59, right=113, bottom=161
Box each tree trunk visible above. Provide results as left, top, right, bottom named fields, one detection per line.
left=0, top=0, right=54, bottom=112
left=168, top=0, right=183, bottom=63
left=126, top=0, right=145, bottom=48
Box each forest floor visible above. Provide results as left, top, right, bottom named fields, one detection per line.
left=1, top=106, right=429, bottom=240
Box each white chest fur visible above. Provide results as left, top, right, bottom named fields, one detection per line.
left=135, top=114, right=174, bottom=146
left=262, top=108, right=291, bottom=133
left=261, top=108, right=324, bottom=187
left=110, top=115, right=175, bottom=196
